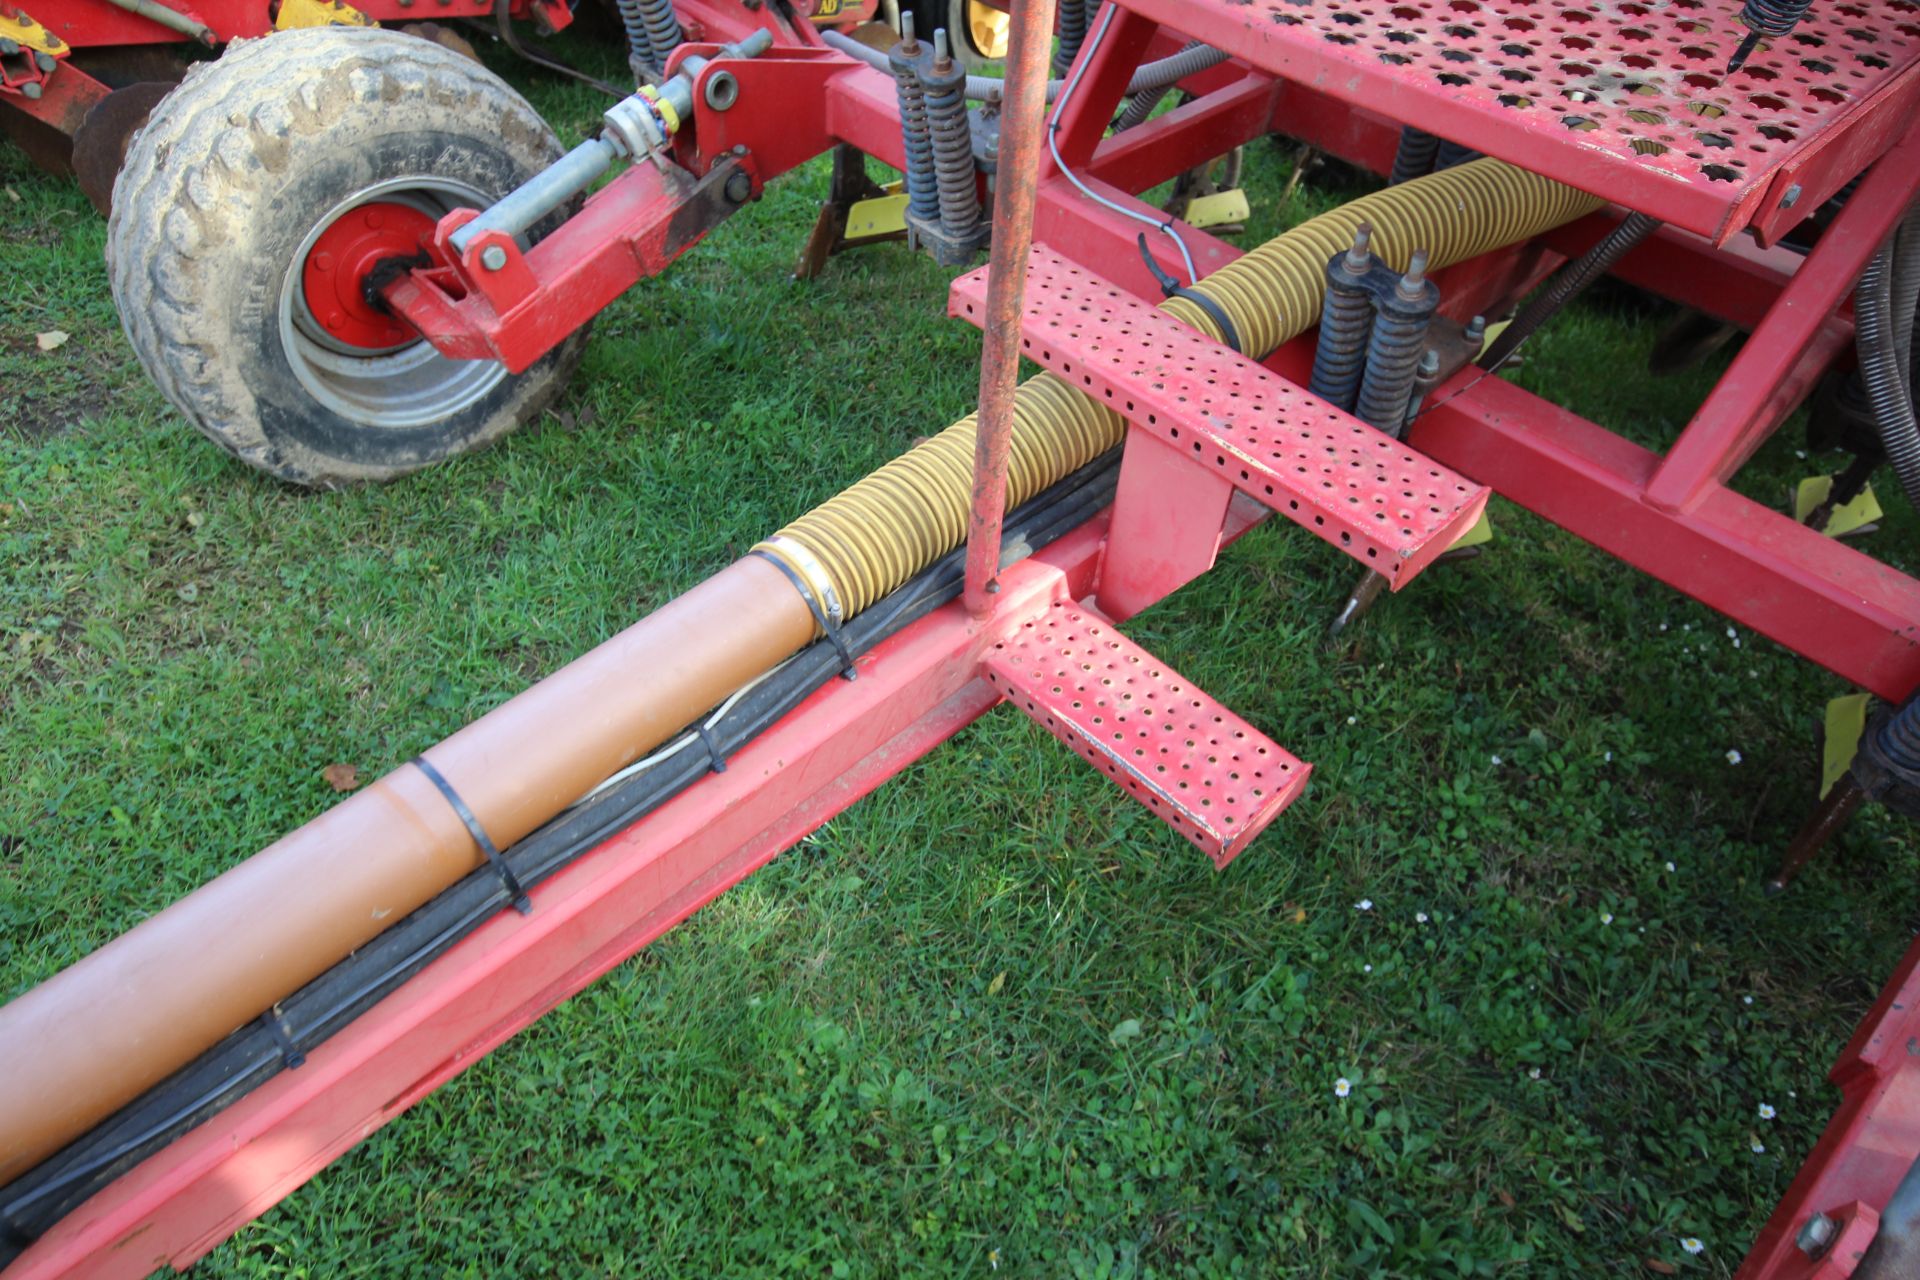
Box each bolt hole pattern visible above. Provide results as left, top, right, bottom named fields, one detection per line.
left=989, top=253, right=1485, bottom=575
left=1237, top=0, right=1917, bottom=192
left=985, top=600, right=1307, bottom=864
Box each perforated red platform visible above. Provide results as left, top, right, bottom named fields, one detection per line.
left=949, top=247, right=1490, bottom=586
left=1114, top=0, right=1920, bottom=243
left=985, top=598, right=1310, bottom=866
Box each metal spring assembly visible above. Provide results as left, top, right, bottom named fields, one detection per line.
left=638, top=0, right=682, bottom=70
left=1055, top=0, right=1091, bottom=75
left=613, top=0, right=655, bottom=78
left=1434, top=139, right=1481, bottom=171
left=890, top=17, right=940, bottom=227
left=1355, top=250, right=1438, bottom=436
left=920, top=30, right=985, bottom=261
left=1729, top=0, right=1814, bottom=71
left=1388, top=129, right=1438, bottom=186
left=1308, top=224, right=1376, bottom=410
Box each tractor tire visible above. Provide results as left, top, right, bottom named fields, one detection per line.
left=107, top=26, right=587, bottom=487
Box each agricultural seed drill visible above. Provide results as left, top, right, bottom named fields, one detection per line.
left=5, top=0, right=1920, bottom=1274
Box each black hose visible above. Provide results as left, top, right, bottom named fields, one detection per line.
left=1476, top=211, right=1661, bottom=375
left=1856, top=216, right=1920, bottom=512
left=0, top=450, right=1124, bottom=1261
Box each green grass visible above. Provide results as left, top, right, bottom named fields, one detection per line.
left=5, top=42, right=1920, bottom=1279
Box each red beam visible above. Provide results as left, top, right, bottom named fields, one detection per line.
left=1406, top=373, right=1920, bottom=702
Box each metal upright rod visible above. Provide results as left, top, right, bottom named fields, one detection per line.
left=963, top=0, right=1058, bottom=617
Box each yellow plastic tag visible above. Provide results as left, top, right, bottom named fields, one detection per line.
left=1821, top=692, right=1870, bottom=798
left=1449, top=509, right=1494, bottom=550
left=1792, top=474, right=1883, bottom=538
left=1183, top=189, right=1251, bottom=231
left=846, top=193, right=908, bottom=240
left=275, top=0, right=374, bottom=27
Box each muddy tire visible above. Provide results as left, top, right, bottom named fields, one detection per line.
left=107, top=27, right=587, bottom=487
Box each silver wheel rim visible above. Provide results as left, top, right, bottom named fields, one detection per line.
left=278, top=176, right=509, bottom=430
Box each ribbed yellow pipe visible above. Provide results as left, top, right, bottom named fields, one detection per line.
left=759, top=158, right=1602, bottom=617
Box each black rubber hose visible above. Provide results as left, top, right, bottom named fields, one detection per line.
left=1891, top=207, right=1920, bottom=405
left=1476, top=211, right=1661, bottom=374
left=0, top=450, right=1124, bottom=1261
left=1856, top=220, right=1920, bottom=512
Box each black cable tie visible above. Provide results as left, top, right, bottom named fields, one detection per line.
left=750, top=549, right=858, bottom=680
left=410, top=755, right=532, bottom=915
left=260, top=1006, right=306, bottom=1070
left=694, top=721, right=729, bottom=774
left=1137, top=232, right=1242, bottom=353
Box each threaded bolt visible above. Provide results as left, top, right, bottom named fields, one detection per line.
left=1397, top=248, right=1431, bottom=300
left=1344, top=223, right=1373, bottom=273
left=479, top=244, right=508, bottom=271
left=933, top=28, right=951, bottom=72
left=1418, top=349, right=1440, bottom=377
left=1465, top=314, right=1487, bottom=344
left=899, top=10, right=917, bottom=48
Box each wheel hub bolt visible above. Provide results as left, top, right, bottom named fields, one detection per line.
left=479, top=244, right=509, bottom=271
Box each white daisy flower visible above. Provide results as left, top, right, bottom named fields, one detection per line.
left=1347, top=714, right=1357, bottom=725
left=1362, top=963, right=1373, bottom=973
left=1491, top=754, right=1502, bottom=765
left=1758, top=1103, right=1776, bottom=1120
left=1751, top=1139, right=1766, bottom=1154
left=1415, top=912, right=1429, bottom=924
left=1334, top=1078, right=1352, bottom=1098
left=1604, top=751, right=1613, bottom=762
left=1726, top=749, right=1743, bottom=765
left=1726, top=627, right=1737, bottom=639
left=1600, top=912, right=1614, bottom=925
left=1528, top=1067, right=1542, bottom=1080
left=1356, top=899, right=1373, bottom=911
left=1743, top=995, right=1755, bottom=1005
left=1665, top=861, right=1676, bottom=872
left=1681, top=1238, right=1704, bottom=1255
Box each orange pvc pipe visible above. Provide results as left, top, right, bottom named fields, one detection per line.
left=0, top=557, right=815, bottom=1186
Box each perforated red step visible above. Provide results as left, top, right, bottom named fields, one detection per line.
left=985, top=598, right=1309, bottom=867
left=950, top=247, right=1490, bottom=588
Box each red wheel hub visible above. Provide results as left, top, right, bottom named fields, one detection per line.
left=300, top=200, right=446, bottom=350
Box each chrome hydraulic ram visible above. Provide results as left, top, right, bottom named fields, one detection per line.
left=448, top=28, right=774, bottom=257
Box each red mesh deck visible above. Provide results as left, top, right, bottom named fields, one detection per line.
left=1114, top=0, right=1920, bottom=243
left=949, top=248, right=1490, bottom=586
left=985, top=599, right=1310, bottom=866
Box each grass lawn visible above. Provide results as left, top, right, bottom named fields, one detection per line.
left=4, top=33, right=1920, bottom=1278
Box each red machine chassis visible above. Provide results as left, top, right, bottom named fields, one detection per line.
left=8, top=0, right=1920, bottom=1274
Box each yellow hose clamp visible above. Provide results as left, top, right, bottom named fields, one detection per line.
left=757, top=536, right=844, bottom=624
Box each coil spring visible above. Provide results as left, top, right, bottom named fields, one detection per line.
left=639, top=0, right=681, bottom=67
left=614, top=0, right=655, bottom=74
left=1309, top=275, right=1373, bottom=411
left=1055, top=0, right=1090, bottom=75
left=1387, top=128, right=1438, bottom=186
left=1741, top=0, right=1813, bottom=37
left=1434, top=139, right=1482, bottom=170
left=1355, top=263, right=1438, bottom=437
left=924, top=71, right=980, bottom=240
left=891, top=53, right=940, bottom=223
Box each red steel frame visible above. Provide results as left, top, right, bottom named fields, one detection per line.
left=9, top=0, right=1920, bottom=1275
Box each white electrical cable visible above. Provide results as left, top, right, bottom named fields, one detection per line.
left=1046, top=2, right=1199, bottom=286
left=568, top=656, right=795, bottom=807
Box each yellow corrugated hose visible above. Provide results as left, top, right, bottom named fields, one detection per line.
left=758, top=158, right=1602, bottom=618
